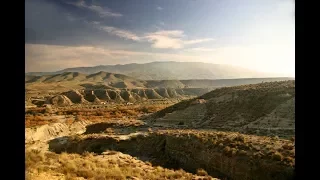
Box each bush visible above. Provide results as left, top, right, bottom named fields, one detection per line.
left=282, top=143, right=294, bottom=150
left=234, top=135, right=245, bottom=142
left=223, top=146, right=231, bottom=155
left=123, top=109, right=139, bottom=116
left=272, top=151, right=283, bottom=161
left=283, top=156, right=294, bottom=163
left=66, top=119, right=74, bottom=125
left=105, top=128, right=114, bottom=134
left=238, top=150, right=247, bottom=156
left=196, top=168, right=208, bottom=176
left=95, top=111, right=104, bottom=116
left=230, top=148, right=237, bottom=156
left=141, top=106, right=149, bottom=113
left=271, top=136, right=279, bottom=140
left=290, top=136, right=295, bottom=142
left=253, top=152, right=262, bottom=159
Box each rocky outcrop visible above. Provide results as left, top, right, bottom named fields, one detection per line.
left=167, top=88, right=181, bottom=98
left=50, top=95, right=73, bottom=106
left=155, top=88, right=170, bottom=98
left=107, top=90, right=125, bottom=102
left=145, top=89, right=163, bottom=99
left=25, top=120, right=90, bottom=143
left=120, top=90, right=135, bottom=102
left=62, top=90, right=87, bottom=104
left=31, top=99, right=46, bottom=106
left=83, top=90, right=101, bottom=103
left=33, top=88, right=211, bottom=106
left=93, top=90, right=111, bottom=101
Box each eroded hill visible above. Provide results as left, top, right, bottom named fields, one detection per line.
left=29, top=88, right=210, bottom=107
left=145, top=80, right=295, bottom=138
left=25, top=71, right=294, bottom=108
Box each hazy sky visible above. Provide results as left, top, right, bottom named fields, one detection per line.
left=25, top=0, right=295, bottom=76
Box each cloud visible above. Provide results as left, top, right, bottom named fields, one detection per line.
left=156, top=6, right=163, bottom=11
left=143, top=30, right=214, bottom=49
left=144, top=30, right=185, bottom=49
left=90, top=23, right=214, bottom=49
left=67, top=0, right=122, bottom=17
left=147, top=30, right=185, bottom=37
left=65, top=14, right=77, bottom=22
left=144, top=35, right=184, bottom=49
left=25, top=44, right=202, bottom=72
left=184, top=38, right=215, bottom=45
left=99, top=26, right=141, bottom=41
left=92, top=21, right=100, bottom=25
left=188, top=47, right=216, bottom=52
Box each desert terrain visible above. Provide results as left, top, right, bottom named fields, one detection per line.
left=25, top=0, right=295, bottom=178
left=25, top=69, right=295, bottom=180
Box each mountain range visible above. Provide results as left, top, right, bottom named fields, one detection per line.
left=26, top=61, right=291, bottom=80
left=25, top=71, right=294, bottom=90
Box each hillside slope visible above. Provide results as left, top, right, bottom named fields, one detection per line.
left=26, top=71, right=146, bottom=88
left=26, top=61, right=289, bottom=80
left=145, top=80, right=295, bottom=138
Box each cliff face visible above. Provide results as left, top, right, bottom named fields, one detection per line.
left=163, top=133, right=293, bottom=180
left=50, top=95, right=73, bottom=106
left=49, top=130, right=294, bottom=180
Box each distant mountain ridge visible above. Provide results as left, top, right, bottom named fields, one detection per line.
left=25, top=71, right=146, bottom=89
left=26, top=71, right=294, bottom=107
left=26, top=61, right=291, bottom=80
left=25, top=71, right=294, bottom=89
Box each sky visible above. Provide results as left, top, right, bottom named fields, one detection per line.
left=25, top=0, right=295, bottom=76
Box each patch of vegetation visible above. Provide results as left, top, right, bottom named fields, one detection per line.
left=25, top=114, right=58, bottom=128
left=151, top=129, right=295, bottom=168
left=26, top=150, right=214, bottom=180
left=204, top=81, right=295, bottom=128
left=272, top=151, right=283, bottom=161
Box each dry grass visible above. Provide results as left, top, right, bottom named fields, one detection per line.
left=150, top=81, right=294, bottom=120
left=56, top=104, right=168, bottom=119
left=52, top=129, right=294, bottom=180
left=152, top=129, right=295, bottom=167
left=25, top=107, right=46, bottom=115
left=65, top=118, right=74, bottom=125
left=146, top=81, right=295, bottom=139
left=25, top=103, right=169, bottom=127
left=26, top=150, right=215, bottom=180
left=25, top=114, right=58, bottom=128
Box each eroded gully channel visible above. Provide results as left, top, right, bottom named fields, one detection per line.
left=48, top=129, right=294, bottom=180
